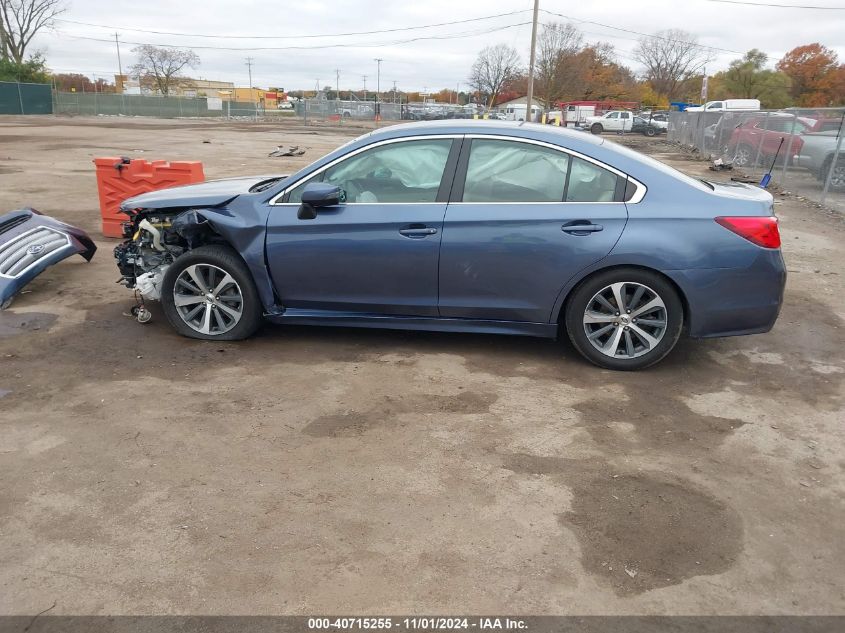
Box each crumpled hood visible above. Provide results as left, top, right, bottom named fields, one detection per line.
left=119, top=175, right=286, bottom=211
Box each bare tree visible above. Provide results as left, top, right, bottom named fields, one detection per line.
left=130, top=44, right=200, bottom=96
left=633, top=29, right=712, bottom=98
left=0, top=0, right=65, bottom=63
left=535, top=22, right=583, bottom=109
left=469, top=43, right=521, bottom=108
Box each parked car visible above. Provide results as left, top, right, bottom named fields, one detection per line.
left=585, top=110, right=634, bottom=134
left=111, top=120, right=785, bottom=370
left=793, top=131, right=845, bottom=190
left=640, top=111, right=669, bottom=130
left=631, top=116, right=665, bottom=137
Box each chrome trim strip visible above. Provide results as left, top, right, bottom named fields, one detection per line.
left=0, top=226, right=73, bottom=279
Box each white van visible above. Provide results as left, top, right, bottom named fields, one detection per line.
left=687, top=99, right=760, bottom=113
left=504, top=103, right=543, bottom=122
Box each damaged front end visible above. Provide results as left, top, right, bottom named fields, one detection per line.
left=0, top=208, right=96, bottom=309
left=114, top=208, right=217, bottom=306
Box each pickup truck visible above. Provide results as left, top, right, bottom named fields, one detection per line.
left=585, top=111, right=664, bottom=136
left=793, top=131, right=845, bottom=190
left=585, top=110, right=634, bottom=134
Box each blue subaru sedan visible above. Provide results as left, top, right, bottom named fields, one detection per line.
left=113, top=120, right=786, bottom=370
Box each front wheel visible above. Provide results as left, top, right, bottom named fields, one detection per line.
left=590, top=123, right=603, bottom=135
left=645, top=126, right=657, bottom=137
left=161, top=245, right=263, bottom=340
left=565, top=269, right=684, bottom=370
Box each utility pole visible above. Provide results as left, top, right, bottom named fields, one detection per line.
left=374, top=58, right=383, bottom=122
left=362, top=75, right=367, bottom=100
left=245, top=57, right=254, bottom=89
left=392, top=80, right=397, bottom=104
left=525, top=0, right=540, bottom=123
left=114, top=33, right=123, bottom=78
left=335, top=69, right=340, bottom=101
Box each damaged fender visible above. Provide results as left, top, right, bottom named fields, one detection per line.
left=0, top=208, right=96, bottom=309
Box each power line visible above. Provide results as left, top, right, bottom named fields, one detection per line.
left=704, top=0, right=845, bottom=8
left=56, top=21, right=533, bottom=52
left=540, top=8, right=745, bottom=55
left=53, top=9, right=531, bottom=40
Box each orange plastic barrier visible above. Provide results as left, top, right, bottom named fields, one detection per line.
left=94, top=157, right=205, bottom=237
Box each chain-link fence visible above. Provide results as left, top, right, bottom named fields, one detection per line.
left=296, top=98, right=479, bottom=123
left=52, top=92, right=264, bottom=119
left=668, top=107, right=845, bottom=211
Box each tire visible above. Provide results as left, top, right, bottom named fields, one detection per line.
left=565, top=268, right=684, bottom=371
left=590, top=123, right=603, bottom=135
left=645, top=126, right=657, bottom=137
left=733, top=143, right=755, bottom=168
left=820, top=157, right=845, bottom=190
left=161, top=245, right=263, bottom=341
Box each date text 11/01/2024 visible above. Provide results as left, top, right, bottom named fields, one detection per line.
left=307, top=617, right=528, bottom=630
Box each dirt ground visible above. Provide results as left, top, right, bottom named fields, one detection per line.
left=0, top=117, right=843, bottom=616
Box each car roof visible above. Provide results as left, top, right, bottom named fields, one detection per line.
left=366, top=119, right=606, bottom=147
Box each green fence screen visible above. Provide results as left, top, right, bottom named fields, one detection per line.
left=0, top=81, right=53, bottom=114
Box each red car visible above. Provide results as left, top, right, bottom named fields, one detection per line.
left=726, top=114, right=838, bottom=168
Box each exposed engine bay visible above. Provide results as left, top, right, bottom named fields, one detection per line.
left=114, top=208, right=215, bottom=321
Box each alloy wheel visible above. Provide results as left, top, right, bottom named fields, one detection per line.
left=582, top=282, right=668, bottom=359
left=173, top=264, right=244, bottom=335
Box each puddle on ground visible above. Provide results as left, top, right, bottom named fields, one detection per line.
left=502, top=454, right=743, bottom=596
left=0, top=311, right=57, bottom=338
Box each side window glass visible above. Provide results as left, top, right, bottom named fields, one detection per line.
left=462, top=140, right=569, bottom=203
left=287, top=139, right=452, bottom=204
left=566, top=157, right=619, bottom=203
left=621, top=112, right=630, bottom=119
left=607, top=112, right=619, bottom=119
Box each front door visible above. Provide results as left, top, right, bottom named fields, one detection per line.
left=265, top=137, right=459, bottom=316
left=438, top=138, right=629, bottom=323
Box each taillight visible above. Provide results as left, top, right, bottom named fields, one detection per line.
left=715, top=216, right=781, bottom=249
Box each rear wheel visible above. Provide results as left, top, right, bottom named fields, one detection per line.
left=733, top=143, right=755, bottom=168
left=161, top=245, right=263, bottom=340
left=565, top=268, right=684, bottom=370
left=590, top=123, right=604, bottom=135
left=820, top=156, right=845, bottom=190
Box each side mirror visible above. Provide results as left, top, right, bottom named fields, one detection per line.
left=297, top=183, right=344, bottom=220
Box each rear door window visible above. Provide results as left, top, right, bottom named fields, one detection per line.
left=459, top=139, right=621, bottom=204
left=462, top=139, right=569, bottom=203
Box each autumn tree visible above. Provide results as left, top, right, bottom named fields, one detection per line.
left=1, top=0, right=64, bottom=63
left=469, top=43, right=521, bottom=107
left=777, top=43, right=845, bottom=106
left=576, top=44, right=638, bottom=101
left=535, top=22, right=583, bottom=109
left=633, top=29, right=712, bottom=99
left=709, top=49, right=792, bottom=108
left=130, top=44, right=200, bottom=96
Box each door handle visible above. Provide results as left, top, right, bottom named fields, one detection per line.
left=399, top=225, right=438, bottom=238
left=562, top=221, right=604, bottom=235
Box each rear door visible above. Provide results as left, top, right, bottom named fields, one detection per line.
left=438, top=137, right=630, bottom=323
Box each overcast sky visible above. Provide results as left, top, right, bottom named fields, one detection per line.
left=34, top=0, right=845, bottom=92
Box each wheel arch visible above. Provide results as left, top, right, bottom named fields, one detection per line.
left=554, top=263, right=690, bottom=329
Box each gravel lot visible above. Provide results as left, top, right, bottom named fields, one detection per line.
left=0, top=117, right=843, bottom=615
